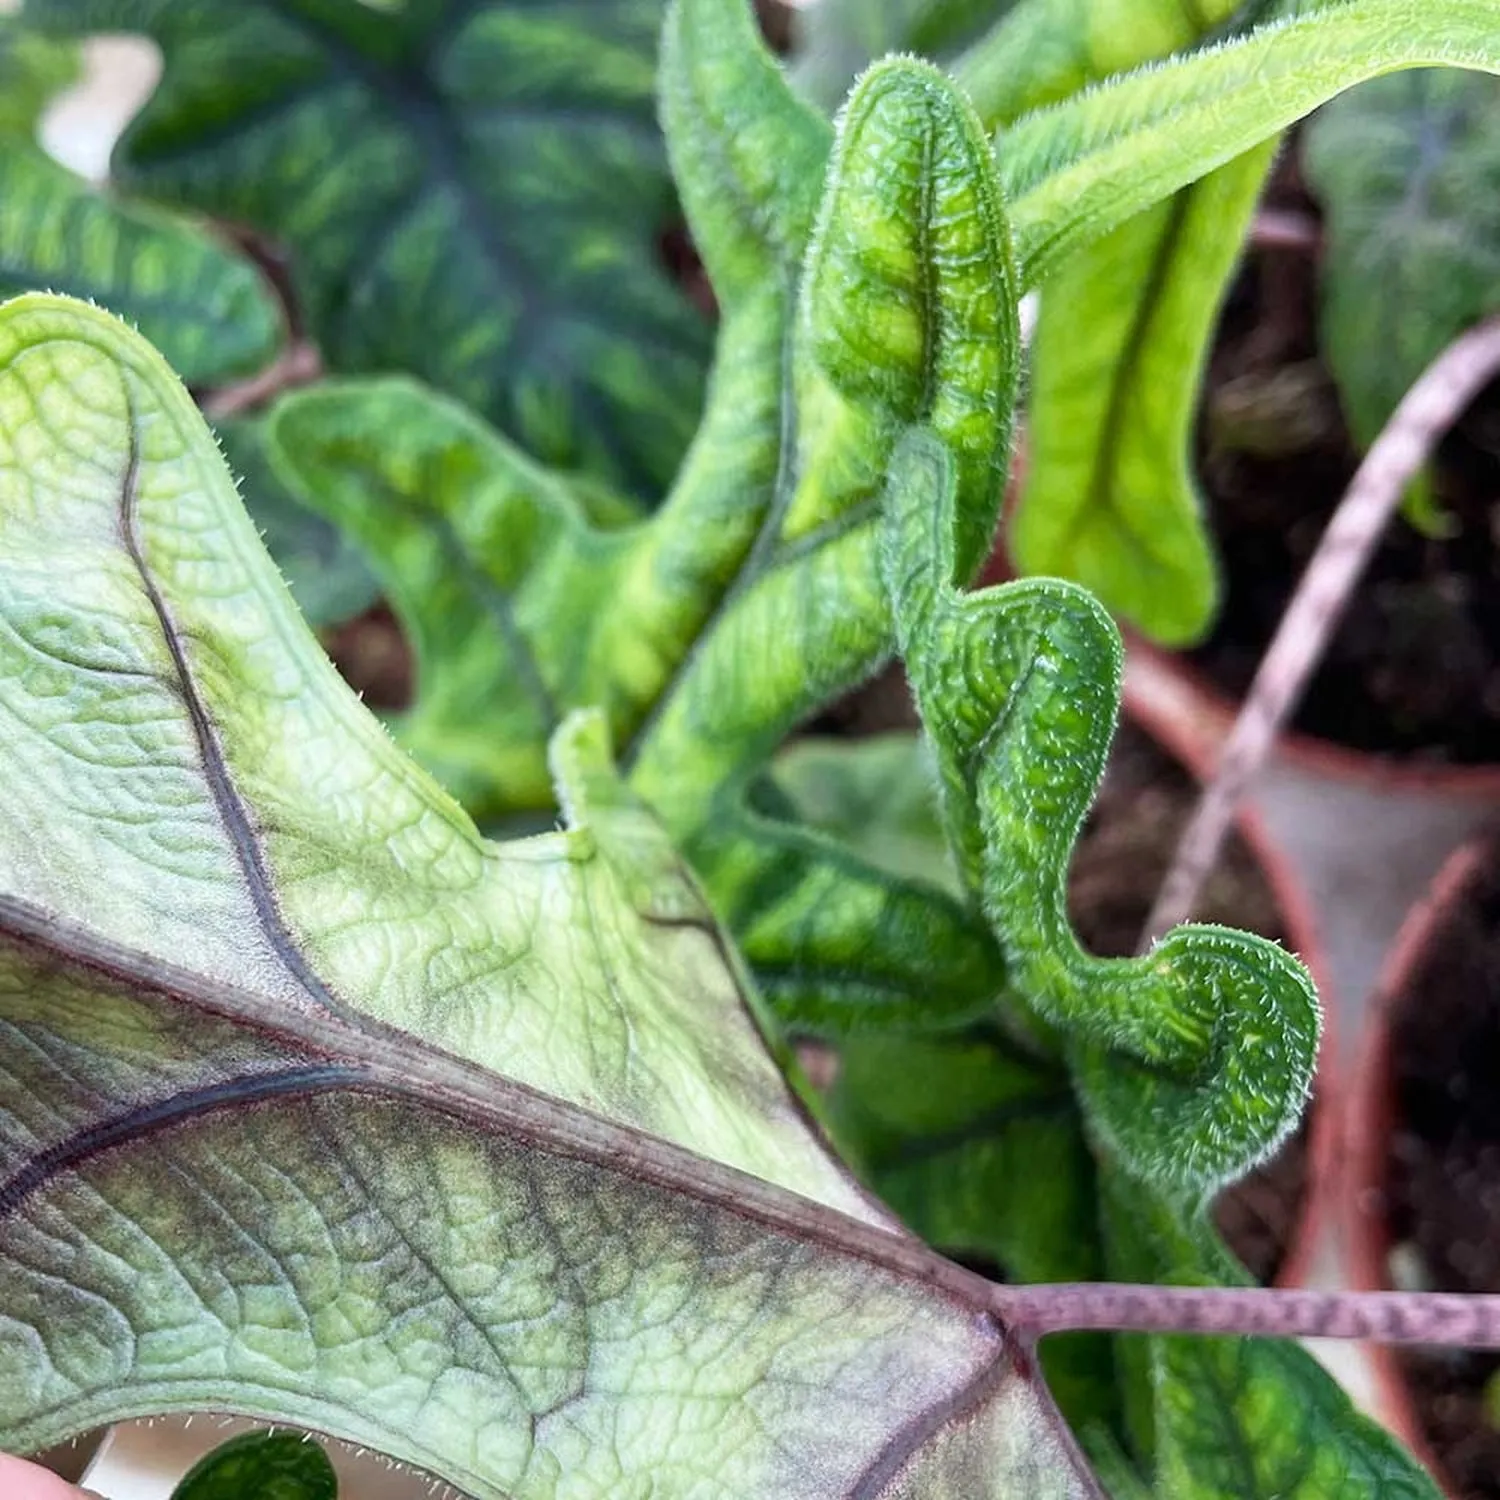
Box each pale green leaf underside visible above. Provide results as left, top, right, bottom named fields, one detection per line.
left=1002, top=0, right=1500, bottom=288
left=0, top=292, right=862, bottom=1213
left=1011, top=146, right=1273, bottom=645
left=0, top=292, right=1103, bottom=1499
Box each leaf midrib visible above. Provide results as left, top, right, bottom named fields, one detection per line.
left=116, top=403, right=358, bottom=1023
left=1048, top=188, right=1197, bottom=580
left=0, top=889, right=1000, bottom=1317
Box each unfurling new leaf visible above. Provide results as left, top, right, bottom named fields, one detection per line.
left=883, top=429, right=1319, bottom=1193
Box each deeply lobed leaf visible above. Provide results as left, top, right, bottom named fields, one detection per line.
left=0, top=291, right=1104, bottom=1499
left=264, top=33, right=1022, bottom=1039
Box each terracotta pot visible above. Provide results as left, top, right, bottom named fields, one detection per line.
left=1339, top=835, right=1495, bottom=1491
left=1122, top=638, right=1500, bottom=1280
left=1121, top=637, right=1500, bottom=801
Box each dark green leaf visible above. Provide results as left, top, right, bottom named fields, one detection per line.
left=29, top=0, right=711, bottom=498
left=170, top=1431, right=336, bottom=1500
left=0, top=13, right=280, bottom=385
left=0, top=14, right=77, bottom=137
left=1305, top=67, right=1500, bottom=446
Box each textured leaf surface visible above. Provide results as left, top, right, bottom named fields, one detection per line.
left=170, top=1431, right=336, bottom=1500
left=29, top=0, right=710, bottom=498
left=952, top=0, right=1241, bottom=129
left=0, top=14, right=280, bottom=386
left=1000, top=0, right=1500, bottom=287
left=267, top=25, right=1017, bottom=1038
left=1011, top=146, right=1273, bottom=644
left=1306, top=67, right=1500, bottom=446
left=882, top=429, right=1319, bottom=1193
left=0, top=291, right=1101, bottom=1500
left=1100, top=1175, right=1443, bottom=1499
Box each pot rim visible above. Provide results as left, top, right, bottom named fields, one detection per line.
left=1123, top=636, right=1500, bottom=799
left=1339, top=833, right=1497, bottom=1487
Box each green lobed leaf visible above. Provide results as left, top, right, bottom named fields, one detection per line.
left=999, top=0, right=1500, bottom=288
left=28, top=0, right=711, bottom=499
left=169, top=1430, right=336, bottom=1500
left=882, top=427, right=1319, bottom=1193
left=266, top=33, right=1020, bottom=1039
left=0, top=291, right=1103, bottom=1500
left=0, top=14, right=281, bottom=387
left=1011, top=145, right=1274, bottom=645
left=1100, top=1172, right=1443, bottom=1498
left=1305, top=67, right=1500, bottom=447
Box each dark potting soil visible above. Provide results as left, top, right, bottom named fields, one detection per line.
left=322, top=603, right=414, bottom=712
left=1066, top=723, right=1310, bottom=1287
left=1385, top=842, right=1500, bottom=1499
left=1187, top=158, right=1500, bottom=764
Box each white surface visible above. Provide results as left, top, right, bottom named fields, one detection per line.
left=39, top=35, right=159, bottom=182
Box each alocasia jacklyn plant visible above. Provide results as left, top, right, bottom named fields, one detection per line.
left=5, top=1, right=1500, bottom=1497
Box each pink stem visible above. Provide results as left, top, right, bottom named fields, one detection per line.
left=999, top=1281, right=1500, bottom=1348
